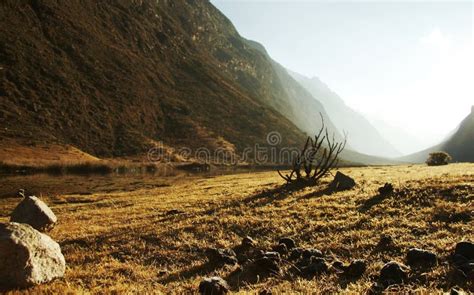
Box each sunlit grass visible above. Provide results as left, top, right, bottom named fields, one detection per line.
left=0, top=164, right=472, bottom=293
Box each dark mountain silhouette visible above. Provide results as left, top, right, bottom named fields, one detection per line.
left=288, top=71, right=401, bottom=158
left=401, top=107, right=474, bottom=163
left=0, top=0, right=396, bottom=165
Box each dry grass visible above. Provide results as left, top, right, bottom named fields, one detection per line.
left=0, top=141, right=100, bottom=166
left=0, top=164, right=473, bottom=294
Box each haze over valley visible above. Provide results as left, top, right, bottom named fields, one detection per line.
left=213, top=0, right=473, bottom=156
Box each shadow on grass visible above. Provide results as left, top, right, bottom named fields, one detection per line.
left=241, top=181, right=332, bottom=208
left=156, top=261, right=223, bottom=285
left=337, top=275, right=364, bottom=289
left=358, top=193, right=392, bottom=212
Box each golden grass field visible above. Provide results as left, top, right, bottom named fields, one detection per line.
left=0, top=164, right=473, bottom=294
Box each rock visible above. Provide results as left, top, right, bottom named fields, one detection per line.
left=0, top=222, right=65, bottom=287
left=300, top=257, right=329, bottom=277
left=198, top=276, right=229, bottom=295
left=234, top=237, right=258, bottom=264
left=452, top=268, right=468, bottom=284
left=406, top=248, right=437, bottom=267
left=302, top=248, right=323, bottom=260
left=272, top=243, right=288, bottom=256
left=329, top=172, right=356, bottom=191
left=376, top=234, right=394, bottom=249
left=205, top=248, right=237, bottom=266
left=11, top=196, right=57, bottom=232
left=454, top=241, right=474, bottom=260
left=457, top=261, right=474, bottom=277
left=332, top=260, right=346, bottom=273
left=165, top=209, right=183, bottom=215
left=241, top=236, right=256, bottom=248
left=379, top=261, right=408, bottom=286
left=378, top=183, right=394, bottom=195
left=344, top=259, right=367, bottom=277
left=254, top=256, right=280, bottom=275
left=278, top=237, right=296, bottom=250
left=450, top=288, right=466, bottom=295
left=453, top=254, right=469, bottom=267
left=289, top=247, right=303, bottom=260
left=259, top=251, right=281, bottom=261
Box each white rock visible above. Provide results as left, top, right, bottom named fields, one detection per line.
left=0, top=222, right=65, bottom=287
left=11, top=196, right=57, bottom=232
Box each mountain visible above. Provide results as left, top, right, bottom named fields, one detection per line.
left=244, top=40, right=343, bottom=142
left=0, top=0, right=396, bottom=166
left=0, top=0, right=311, bottom=161
left=401, top=107, right=474, bottom=163
left=288, top=71, right=402, bottom=158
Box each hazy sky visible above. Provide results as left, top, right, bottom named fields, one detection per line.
left=211, top=0, right=473, bottom=152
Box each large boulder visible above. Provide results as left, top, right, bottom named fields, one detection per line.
left=0, top=222, right=66, bottom=288
left=11, top=196, right=57, bottom=232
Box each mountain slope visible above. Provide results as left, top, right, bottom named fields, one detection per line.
left=244, top=40, right=343, bottom=142
left=0, top=0, right=309, bottom=159
left=401, top=107, right=474, bottom=163
left=289, top=71, right=401, bottom=158
left=0, top=0, right=397, bottom=166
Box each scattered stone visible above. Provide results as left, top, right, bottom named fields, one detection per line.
left=406, top=248, right=437, bottom=267
left=331, top=260, right=346, bottom=273
left=289, top=247, right=303, bottom=260
left=376, top=234, right=394, bottom=249
left=278, top=237, right=296, bottom=250
left=272, top=243, right=288, bottom=256
left=329, top=172, right=356, bottom=191
left=453, top=254, right=469, bottom=267
left=254, top=256, right=280, bottom=275
left=379, top=261, right=408, bottom=286
left=0, top=222, right=65, bottom=287
left=241, top=236, right=256, bottom=248
left=450, top=288, right=466, bottom=295
left=205, top=248, right=237, bottom=266
left=300, top=257, right=329, bottom=277
left=165, top=209, right=183, bottom=215
left=11, top=196, right=57, bottom=232
left=454, top=241, right=474, bottom=260
left=198, top=276, right=229, bottom=295
left=259, top=251, right=281, bottom=261
left=378, top=183, right=394, bottom=195
left=452, top=268, right=468, bottom=284
left=302, top=248, right=323, bottom=260
left=344, top=259, right=367, bottom=277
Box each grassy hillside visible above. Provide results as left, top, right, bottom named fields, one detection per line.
left=0, top=164, right=472, bottom=293
left=0, top=0, right=308, bottom=159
